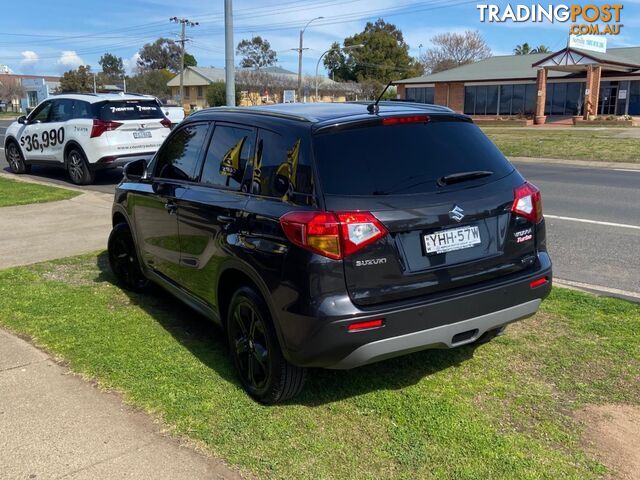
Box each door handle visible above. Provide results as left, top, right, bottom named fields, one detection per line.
left=217, top=214, right=234, bottom=224
left=164, top=201, right=178, bottom=214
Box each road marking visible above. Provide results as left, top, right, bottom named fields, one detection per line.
left=545, top=214, right=640, bottom=231
left=555, top=278, right=640, bottom=301
left=613, top=168, right=640, bottom=173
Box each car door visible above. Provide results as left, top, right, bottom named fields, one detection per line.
left=18, top=100, right=52, bottom=162
left=130, top=122, right=211, bottom=284
left=44, top=98, right=74, bottom=162
left=173, top=122, right=256, bottom=305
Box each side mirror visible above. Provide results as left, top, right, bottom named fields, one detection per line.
left=123, top=159, right=148, bottom=181
left=17, top=116, right=27, bottom=124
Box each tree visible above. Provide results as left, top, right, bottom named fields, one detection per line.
left=515, top=43, right=551, bottom=55
left=184, top=52, right=197, bottom=68
left=126, top=69, right=173, bottom=100
left=57, top=65, right=96, bottom=93
left=99, top=53, right=125, bottom=78
left=137, top=38, right=182, bottom=73
left=206, top=82, right=241, bottom=106
left=0, top=78, right=25, bottom=107
left=328, top=19, right=421, bottom=85
left=323, top=42, right=353, bottom=82
left=420, top=30, right=491, bottom=75
left=236, top=36, right=278, bottom=69
left=532, top=45, right=551, bottom=54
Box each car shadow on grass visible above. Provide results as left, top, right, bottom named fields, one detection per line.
left=95, top=252, right=478, bottom=406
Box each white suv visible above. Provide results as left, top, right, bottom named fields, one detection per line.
left=4, top=93, right=172, bottom=184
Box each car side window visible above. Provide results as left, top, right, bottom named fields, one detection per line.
left=154, top=123, right=209, bottom=182
left=50, top=99, right=75, bottom=123
left=28, top=101, right=52, bottom=123
left=200, top=124, right=255, bottom=190
left=73, top=100, right=93, bottom=119
left=249, top=129, right=314, bottom=205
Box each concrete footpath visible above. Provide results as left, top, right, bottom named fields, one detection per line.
left=0, top=331, right=242, bottom=480
left=0, top=179, right=243, bottom=479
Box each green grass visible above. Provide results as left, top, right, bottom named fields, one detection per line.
left=482, top=127, right=640, bottom=163
left=0, top=253, right=638, bottom=479
left=0, top=176, right=79, bottom=207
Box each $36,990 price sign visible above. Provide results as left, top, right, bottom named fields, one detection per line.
left=20, top=127, right=65, bottom=153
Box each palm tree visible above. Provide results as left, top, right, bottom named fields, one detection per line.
left=514, top=43, right=531, bottom=55
left=531, top=45, right=551, bottom=54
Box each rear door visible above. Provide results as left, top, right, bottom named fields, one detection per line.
left=313, top=116, right=537, bottom=306
left=173, top=122, right=256, bottom=304
left=96, top=99, right=170, bottom=155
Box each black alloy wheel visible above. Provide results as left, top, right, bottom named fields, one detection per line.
left=227, top=287, right=306, bottom=404
left=107, top=223, right=150, bottom=292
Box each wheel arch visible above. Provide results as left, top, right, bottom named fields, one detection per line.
left=217, top=263, right=289, bottom=354
left=63, top=140, right=87, bottom=166
left=4, top=135, right=21, bottom=152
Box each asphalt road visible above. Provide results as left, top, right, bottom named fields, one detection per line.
left=1, top=119, right=638, bottom=297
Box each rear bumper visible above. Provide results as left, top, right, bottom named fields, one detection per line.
left=279, top=252, right=552, bottom=369
left=93, top=153, right=155, bottom=170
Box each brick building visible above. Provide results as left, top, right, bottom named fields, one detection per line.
left=394, top=46, right=640, bottom=124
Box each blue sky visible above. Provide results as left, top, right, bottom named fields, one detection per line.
left=1, top=0, right=639, bottom=76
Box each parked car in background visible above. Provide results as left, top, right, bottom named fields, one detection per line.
left=4, top=93, right=171, bottom=184
left=108, top=102, right=552, bottom=404
left=160, top=104, right=185, bottom=127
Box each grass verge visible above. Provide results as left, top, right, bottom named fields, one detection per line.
left=482, top=127, right=640, bottom=163
left=0, top=176, right=79, bottom=207
left=0, top=253, right=638, bottom=479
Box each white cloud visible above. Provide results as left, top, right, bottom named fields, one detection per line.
left=57, top=50, right=85, bottom=68
left=20, top=50, right=39, bottom=66
left=123, top=52, right=141, bottom=75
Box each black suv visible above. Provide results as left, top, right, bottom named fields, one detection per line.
left=108, top=102, right=552, bottom=403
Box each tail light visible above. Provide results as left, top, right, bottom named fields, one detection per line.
left=280, top=211, right=388, bottom=260
left=90, top=119, right=123, bottom=138
left=512, top=182, right=543, bottom=223
left=382, top=115, right=429, bottom=126
left=160, top=117, right=172, bottom=128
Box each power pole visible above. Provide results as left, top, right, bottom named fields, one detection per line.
left=170, top=17, right=199, bottom=107
left=224, top=0, right=235, bottom=106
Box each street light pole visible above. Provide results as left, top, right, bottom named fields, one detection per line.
left=296, top=16, right=323, bottom=102
left=315, top=44, right=363, bottom=101
left=224, top=0, right=236, bottom=106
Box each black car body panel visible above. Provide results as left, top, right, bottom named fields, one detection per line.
left=112, top=101, right=552, bottom=370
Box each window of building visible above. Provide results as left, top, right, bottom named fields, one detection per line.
left=200, top=124, right=255, bottom=190
left=463, top=85, right=498, bottom=115
left=629, top=81, right=640, bottom=116
left=406, top=87, right=434, bottom=104
left=247, top=129, right=313, bottom=204
left=27, top=91, right=39, bottom=108
left=184, top=87, right=190, bottom=98
left=155, top=123, right=209, bottom=181
left=545, top=82, right=584, bottom=116
left=197, top=86, right=204, bottom=98
left=498, top=84, right=536, bottom=116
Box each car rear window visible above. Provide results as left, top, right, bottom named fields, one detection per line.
left=313, top=119, right=513, bottom=196
left=97, top=100, right=163, bottom=121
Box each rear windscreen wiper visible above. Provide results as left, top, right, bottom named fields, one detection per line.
left=437, top=170, right=493, bottom=187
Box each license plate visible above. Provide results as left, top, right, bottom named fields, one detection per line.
left=133, top=130, right=152, bottom=139
left=424, top=225, right=481, bottom=254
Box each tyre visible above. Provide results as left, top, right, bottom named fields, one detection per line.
left=66, top=148, right=95, bottom=185
left=227, top=286, right=306, bottom=404
left=107, top=222, right=150, bottom=292
left=5, top=141, right=31, bottom=174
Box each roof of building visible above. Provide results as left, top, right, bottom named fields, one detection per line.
left=395, top=46, right=640, bottom=84
left=167, top=66, right=299, bottom=87
left=191, top=101, right=457, bottom=124
left=0, top=73, right=61, bottom=83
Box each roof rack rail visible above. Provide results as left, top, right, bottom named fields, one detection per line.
left=52, top=92, right=99, bottom=96
left=193, top=106, right=311, bottom=123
